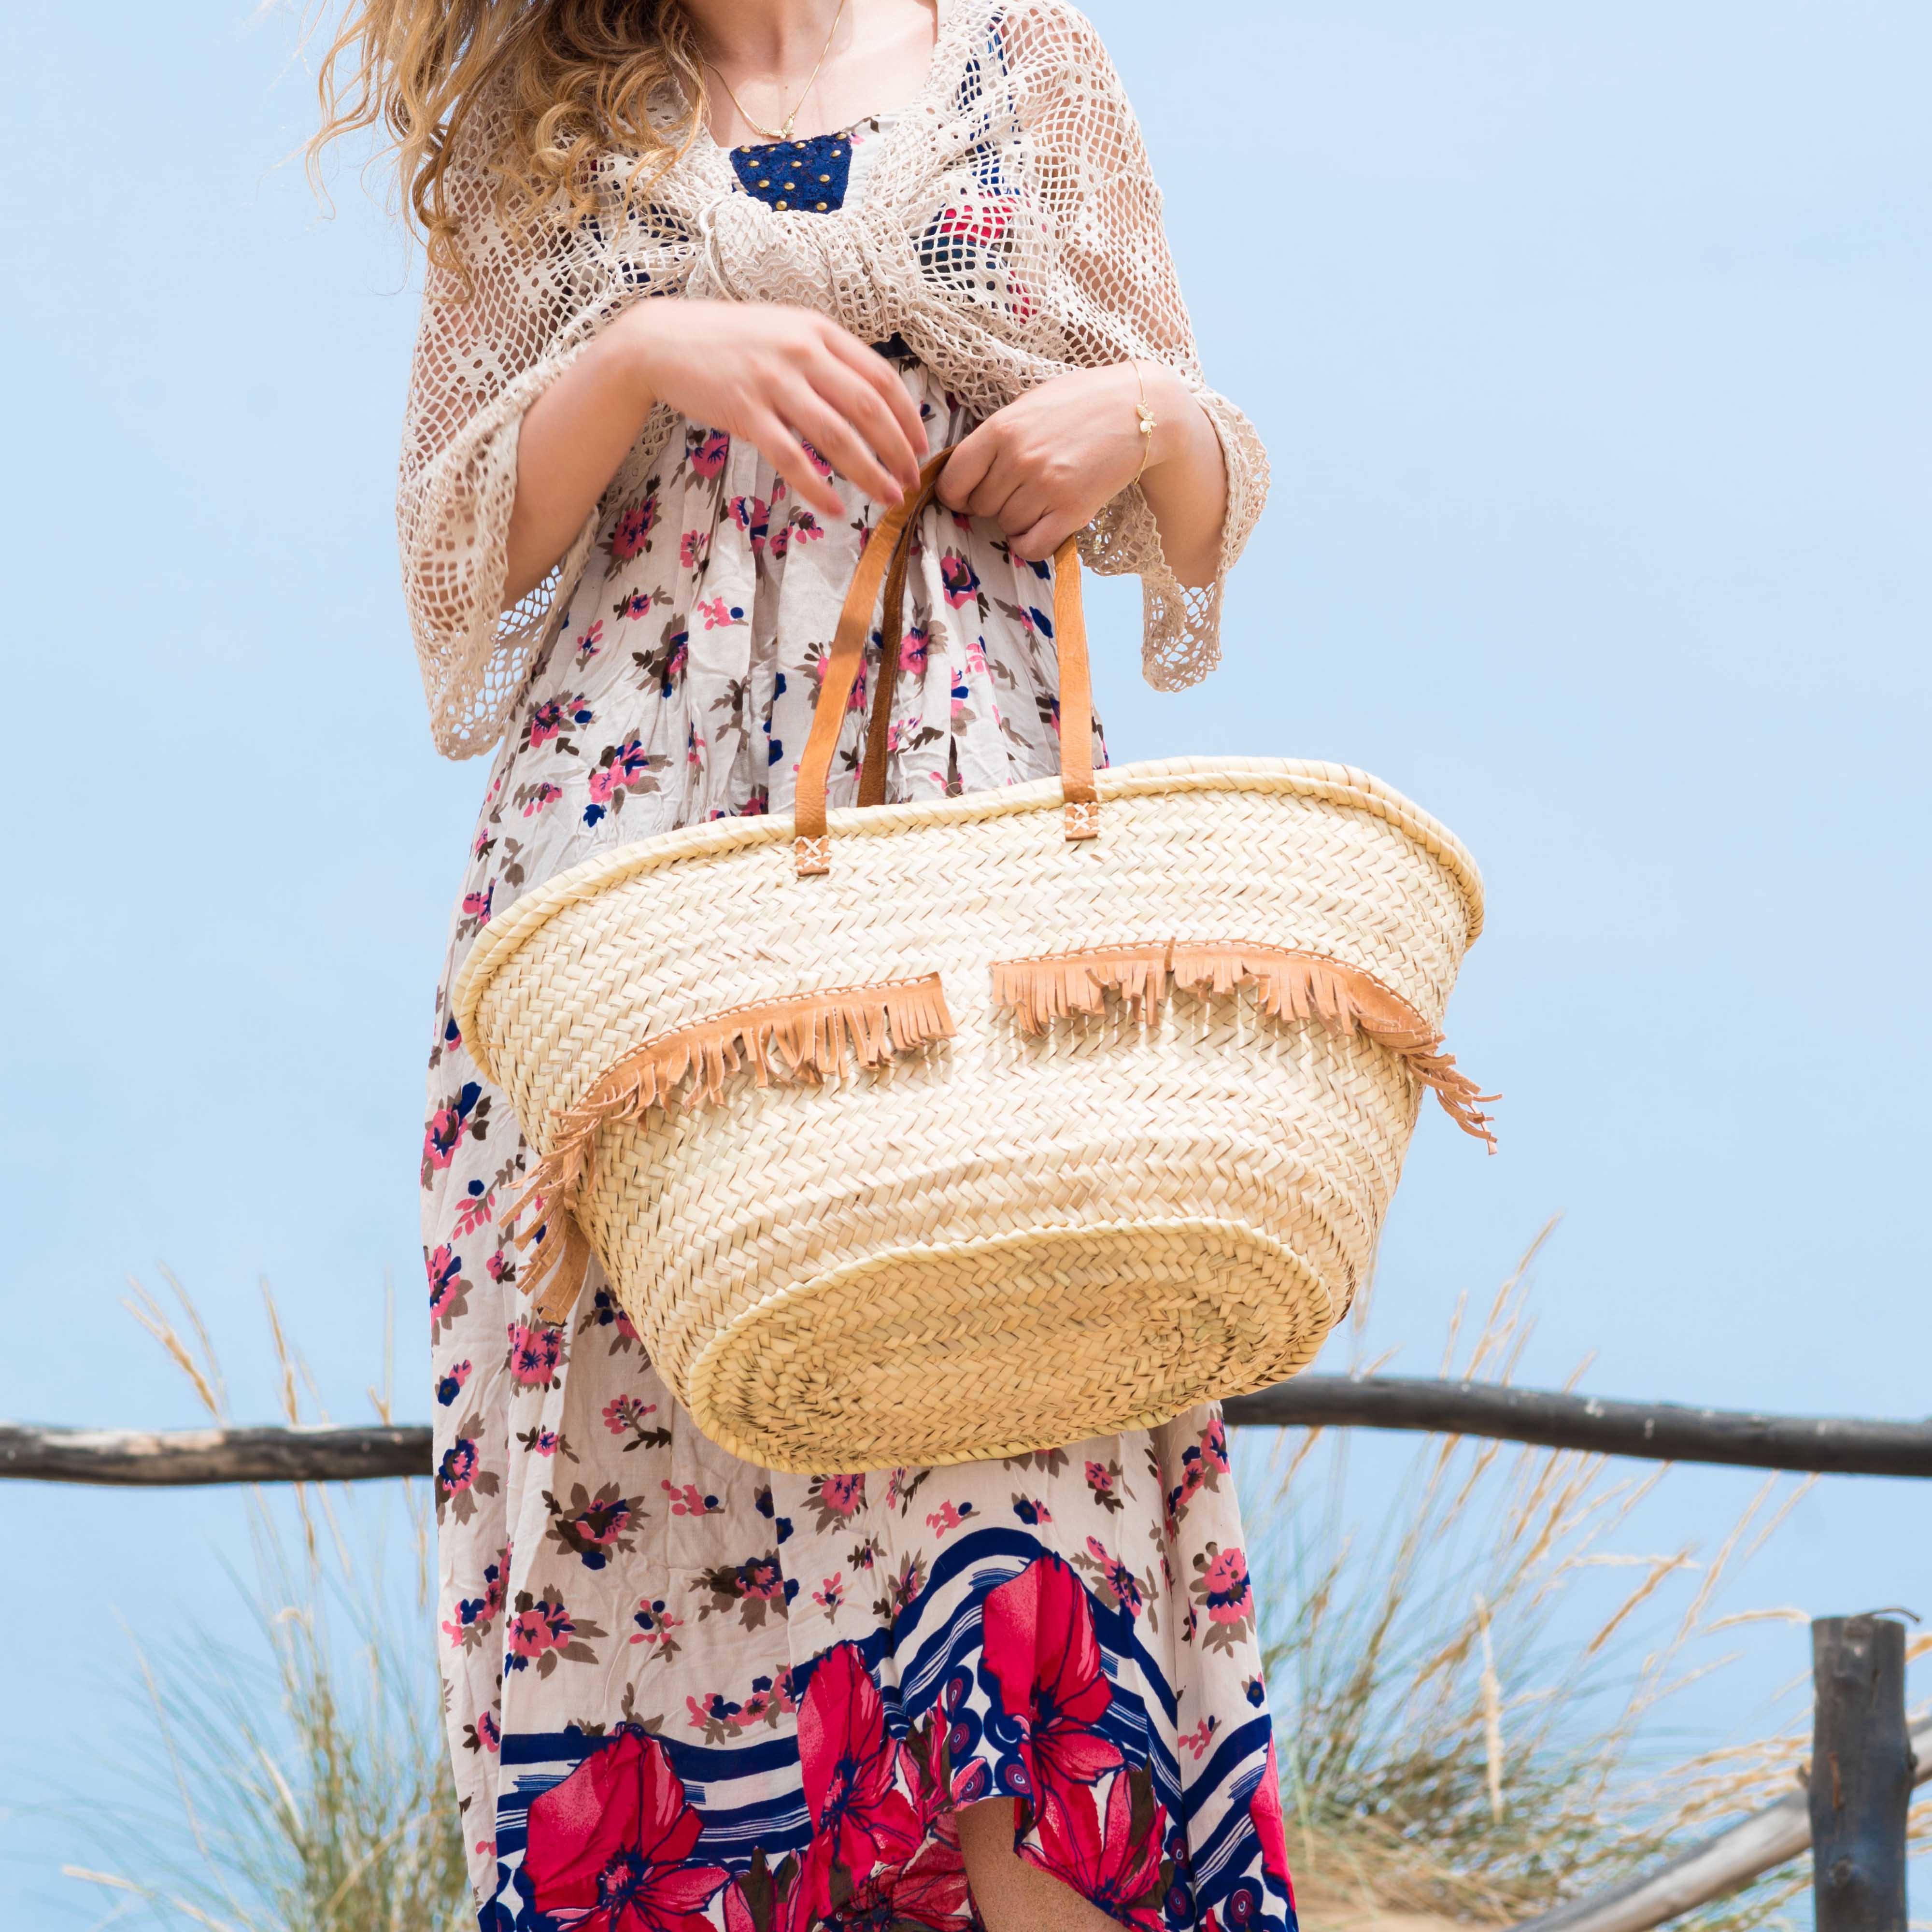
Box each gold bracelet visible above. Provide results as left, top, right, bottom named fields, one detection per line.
left=1131, top=361, right=1158, bottom=486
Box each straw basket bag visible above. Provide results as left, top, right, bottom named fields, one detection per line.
left=454, top=452, right=1492, bottom=1474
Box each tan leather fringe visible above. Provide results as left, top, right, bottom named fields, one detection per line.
left=990, top=944, right=1172, bottom=1034
left=994, top=942, right=1497, bottom=1150
left=513, top=974, right=955, bottom=1317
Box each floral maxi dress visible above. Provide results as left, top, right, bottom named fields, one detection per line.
left=423, top=117, right=1294, bottom=1932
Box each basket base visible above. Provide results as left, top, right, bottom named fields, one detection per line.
left=683, top=1217, right=1335, bottom=1473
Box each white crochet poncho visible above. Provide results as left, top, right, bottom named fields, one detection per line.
left=400, top=0, right=1269, bottom=759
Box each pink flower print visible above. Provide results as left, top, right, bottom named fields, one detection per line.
left=925, top=1501, right=975, bottom=1540
left=964, top=636, right=989, bottom=676
left=696, top=594, right=745, bottom=630
left=461, top=882, right=493, bottom=926
left=527, top=693, right=593, bottom=750
left=475, top=1709, right=501, bottom=1753
left=426, top=1244, right=465, bottom=1322
left=1169, top=1415, right=1234, bottom=1521
left=503, top=1588, right=598, bottom=1676
left=813, top=1572, right=845, bottom=1614
left=529, top=1428, right=560, bottom=1456
left=900, top=625, right=931, bottom=675
left=1178, top=1717, right=1217, bottom=1761
left=729, top=494, right=772, bottom=551
left=1200, top=1544, right=1252, bottom=1623
left=767, top=522, right=792, bottom=561
left=584, top=736, right=663, bottom=827
left=437, top=1436, right=479, bottom=1495
left=550, top=1483, right=640, bottom=1570
left=814, top=1473, right=867, bottom=1520
left=442, top=1553, right=506, bottom=1649
left=603, top=1396, right=670, bottom=1453
left=689, top=1690, right=741, bottom=1734
left=471, top=826, right=491, bottom=859
left=662, top=1480, right=722, bottom=1517
left=434, top=1359, right=472, bottom=1408
left=630, top=1598, right=683, bottom=1648
left=679, top=529, right=709, bottom=569
left=485, top=1247, right=512, bottom=1282
left=574, top=618, right=603, bottom=662
left=691, top=428, right=730, bottom=477
left=613, top=587, right=653, bottom=622
left=610, top=492, right=658, bottom=561
left=800, top=440, right=834, bottom=480
left=453, top=1177, right=495, bottom=1239
left=421, top=1073, right=490, bottom=1187
left=522, top=781, right=563, bottom=817
left=940, top=553, right=980, bottom=608
left=507, top=1318, right=563, bottom=1391
left=1085, top=1460, right=1114, bottom=1494
left=790, top=510, right=826, bottom=546
left=738, top=1555, right=787, bottom=1602
left=1085, top=1538, right=1145, bottom=1618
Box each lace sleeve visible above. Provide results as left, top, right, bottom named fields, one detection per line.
left=398, top=119, right=607, bottom=760
left=1007, top=1, right=1269, bottom=689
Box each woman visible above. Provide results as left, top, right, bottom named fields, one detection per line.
left=320, top=1, right=1284, bottom=1927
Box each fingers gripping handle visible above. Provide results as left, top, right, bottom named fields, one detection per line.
left=792, top=452, right=1099, bottom=876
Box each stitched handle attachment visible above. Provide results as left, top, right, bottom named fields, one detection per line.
left=792, top=448, right=1099, bottom=876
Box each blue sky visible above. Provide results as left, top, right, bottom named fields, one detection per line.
left=2, top=1, right=1927, bottom=1923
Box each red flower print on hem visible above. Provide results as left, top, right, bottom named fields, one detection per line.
left=982, top=1556, right=1124, bottom=1803
left=525, top=1728, right=729, bottom=1932
left=796, top=1642, right=922, bottom=1915
left=1251, top=1738, right=1293, bottom=1898
left=1024, top=1766, right=1172, bottom=1932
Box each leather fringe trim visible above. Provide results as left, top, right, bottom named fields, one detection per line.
left=990, top=944, right=1172, bottom=1033
left=992, top=941, right=1498, bottom=1150
left=512, top=974, right=955, bottom=1320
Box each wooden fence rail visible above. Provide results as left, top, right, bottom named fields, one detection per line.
left=5, top=1376, right=1931, bottom=1485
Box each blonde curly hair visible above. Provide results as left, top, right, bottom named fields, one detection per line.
left=311, top=0, right=708, bottom=269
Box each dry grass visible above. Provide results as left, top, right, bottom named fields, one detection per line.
left=64, top=1271, right=467, bottom=1932
left=1245, top=1225, right=1928, bottom=1932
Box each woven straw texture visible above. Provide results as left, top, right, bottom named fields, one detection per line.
left=455, top=751, right=1486, bottom=1474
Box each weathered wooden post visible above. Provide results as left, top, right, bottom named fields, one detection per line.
left=1809, top=1614, right=1912, bottom=1932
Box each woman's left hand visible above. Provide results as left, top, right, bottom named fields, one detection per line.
left=936, top=361, right=1226, bottom=584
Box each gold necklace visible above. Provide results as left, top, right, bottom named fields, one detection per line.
left=707, top=0, right=850, bottom=145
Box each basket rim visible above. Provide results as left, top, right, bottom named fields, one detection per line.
left=452, top=755, right=1484, bottom=1071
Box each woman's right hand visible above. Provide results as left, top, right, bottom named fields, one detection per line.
left=614, top=299, right=926, bottom=520
left=503, top=299, right=926, bottom=606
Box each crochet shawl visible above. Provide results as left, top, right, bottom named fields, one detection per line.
left=400, top=0, right=1269, bottom=759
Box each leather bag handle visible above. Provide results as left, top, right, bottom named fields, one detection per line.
left=793, top=448, right=1098, bottom=876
